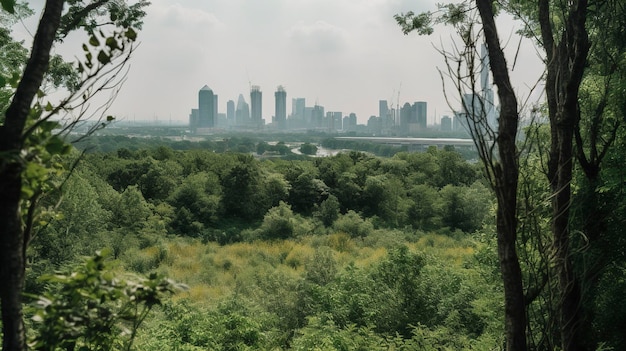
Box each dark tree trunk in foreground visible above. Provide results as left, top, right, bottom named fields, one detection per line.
left=539, top=0, right=590, bottom=349
left=0, top=1, right=64, bottom=350
left=475, top=0, right=527, bottom=349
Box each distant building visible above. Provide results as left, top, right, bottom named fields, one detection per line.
left=275, top=86, right=287, bottom=129
left=326, top=111, right=342, bottom=131
left=400, top=102, right=412, bottom=129
left=198, top=85, right=215, bottom=128
left=414, top=101, right=427, bottom=129
left=189, top=108, right=199, bottom=128
left=236, top=94, right=250, bottom=126
left=292, top=98, right=305, bottom=120
left=440, top=115, right=452, bottom=131
left=250, top=85, right=262, bottom=127
left=227, top=100, right=235, bottom=126
left=379, top=100, right=389, bottom=120
left=312, top=104, right=324, bottom=128
left=344, top=112, right=357, bottom=131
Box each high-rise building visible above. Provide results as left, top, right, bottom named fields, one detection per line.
left=312, top=104, right=324, bottom=128
left=415, top=101, right=427, bottom=129
left=198, top=85, right=215, bottom=128
left=227, top=100, right=235, bottom=126
left=274, top=86, right=287, bottom=129
left=236, top=94, right=250, bottom=126
left=189, top=109, right=199, bottom=128
left=379, top=100, right=389, bottom=120
left=326, top=111, right=342, bottom=131
left=400, top=102, right=412, bottom=128
left=291, top=98, right=305, bottom=119
left=250, top=85, right=262, bottom=127
left=441, top=115, right=452, bottom=131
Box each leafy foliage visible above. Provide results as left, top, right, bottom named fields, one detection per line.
left=29, top=251, right=183, bottom=351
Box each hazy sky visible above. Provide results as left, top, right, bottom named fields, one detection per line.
left=20, top=0, right=544, bottom=125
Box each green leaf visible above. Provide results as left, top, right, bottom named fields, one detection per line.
left=44, top=102, right=53, bottom=112
left=106, top=115, right=115, bottom=122
left=0, top=75, right=6, bottom=87
left=45, top=136, right=69, bottom=155
left=125, top=28, right=137, bottom=41
left=89, top=35, right=100, bottom=47
left=1, top=0, right=15, bottom=13
left=97, top=50, right=110, bottom=64
left=105, top=37, right=119, bottom=50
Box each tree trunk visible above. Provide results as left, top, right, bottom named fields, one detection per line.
left=539, top=0, right=590, bottom=349
left=0, top=1, right=65, bottom=350
left=475, top=0, right=527, bottom=349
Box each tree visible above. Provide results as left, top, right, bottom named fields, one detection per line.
left=397, top=3, right=526, bottom=349
left=397, top=0, right=625, bottom=349
left=0, top=1, right=147, bottom=349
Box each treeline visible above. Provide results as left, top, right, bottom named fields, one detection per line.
left=46, top=144, right=489, bottom=244
left=76, top=134, right=409, bottom=157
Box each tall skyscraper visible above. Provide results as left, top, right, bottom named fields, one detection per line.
left=379, top=100, right=388, bottom=119
left=291, top=98, right=305, bottom=119
left=400, top=102, right=412, bottom=128
left=312, top=104, right=324, bottom=128
left=198, top=85, right=215, bottom=128
left=275, top=86, right=287, bottom=129
left=226, top=100, right=235, bottom=126
left=250, top=85, right=262, bottom=127
left=415, top=101, right=427, bottom=129
left=236, top=94, right=250, bottom=125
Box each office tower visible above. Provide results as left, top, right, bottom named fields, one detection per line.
left=441, top=115, right=452, bottom=131
left=198, top=85, right=215, bottom=128
left=189, top=109, right=199, bottom=128
left=415, top=101, right=427, bottom=129
left=213, top=94, right=218, bottom=124
left=236, top=94, right=250, bottom=125
left=250, top=85, right=262, bottom=127
left=400, top=102, right=412, bottom=128
left=326, top=111, right=342, bottom=131
left=332, top=112, right=342, bottom=131
left=379, top=100, right=389, bottom=119
left=274, top=86, right=287, bottom=129
left=312, top=104, right=324, bottom=128
left=343, top=112, right=357, bottom=131
left=291, top=98, right=306, bottom=119
left=227, top=100, right=235, bottom=126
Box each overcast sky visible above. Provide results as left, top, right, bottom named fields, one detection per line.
left=20, top=0, right=544, bottom=125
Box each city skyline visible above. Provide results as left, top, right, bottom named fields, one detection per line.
left=191, top=84, right=443, bottom=127
left=13, top=0, right=543, bottom=126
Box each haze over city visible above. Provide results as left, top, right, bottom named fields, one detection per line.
left=18, top=0, right=543, bottom=125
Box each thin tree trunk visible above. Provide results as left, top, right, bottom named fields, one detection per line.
left=0, top=1, right=65, bottom=350
left=475, top=0, right=527, bottom=349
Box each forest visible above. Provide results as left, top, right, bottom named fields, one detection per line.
left=1, top=0, right=625, bottom=350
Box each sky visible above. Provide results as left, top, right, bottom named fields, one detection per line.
left=17, top=0, right=544, bottom=126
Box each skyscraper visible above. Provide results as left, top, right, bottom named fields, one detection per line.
left=250, top=85, right=262, bottom=127
left=379, top=100, right=389, bottom=120
left=226, top=100, right=235, bottom=126
left=274, top=86, right=287, bottom=129
left=236, top=94, right=250, bottom=126
left=198, top=85, right=215, bottom=128
left=291, top=98, right=305, bottom=119
left=415, top=101, right=427, bottom=129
